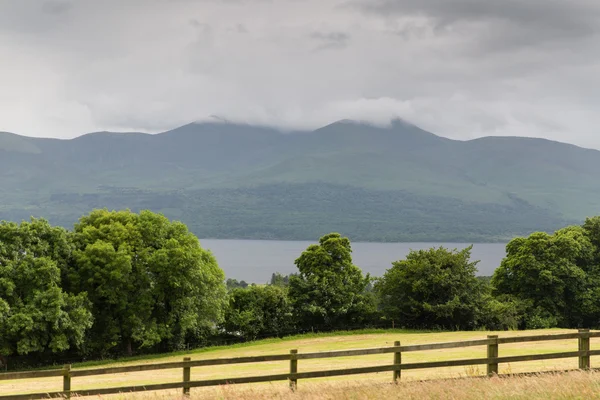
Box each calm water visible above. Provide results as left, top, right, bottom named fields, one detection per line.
left=200, top=240, right=507, bottom=283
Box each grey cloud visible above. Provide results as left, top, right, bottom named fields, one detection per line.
left=310, top=31, right=350, bottom=50
left=354, top=0, right=600, bottom=57
left=1, top=0, right=600, bottom=151
left=355, top=0, right=600, bottom=30
left=235, top=24, right=248, bottom=33
left=189, top=19, right=212, bottom=34
left=41, top=0, right=72, bottom=14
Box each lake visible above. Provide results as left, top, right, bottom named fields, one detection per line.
left=199, top=240, right=507, bottom=283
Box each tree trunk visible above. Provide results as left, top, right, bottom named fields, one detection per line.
left=126, top=339, right=133, bottom=356
left=0, top=354, right=7, bottom=371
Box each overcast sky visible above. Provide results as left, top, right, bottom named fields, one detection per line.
left=1, top=0, right=600, bottom=149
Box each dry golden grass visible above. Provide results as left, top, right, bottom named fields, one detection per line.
left=3, top=329, right=600, bottom=398
left=103, top=371, right=600, bottom=400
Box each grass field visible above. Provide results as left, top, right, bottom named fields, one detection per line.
left=112, top=371, right=600, bottom=399
left=2, top=329, right=600, bottom=398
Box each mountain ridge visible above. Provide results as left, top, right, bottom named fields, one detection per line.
left=1, top=118, right=597, bottom=153
left=0, top=119, right=597, bottom=242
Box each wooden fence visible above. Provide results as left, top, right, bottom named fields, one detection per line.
left=1, top=329, right=599, bottom=399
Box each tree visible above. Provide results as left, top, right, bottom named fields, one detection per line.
left=583, top=216, right=600, bottom=264
left=269, top=272, right=297, bottom=287
left=226, top=279, right=249, bottom=290
left=0, top=219, right=92, bottom=359
left=492, top=226, right=593, bottom=328
left=222, top=285, right=293, bottom=340
left=288, top=233, right=374, bottom=330
left=375, top=246, right=486, bottom=330
left=69, top=209, right=227, bottom=356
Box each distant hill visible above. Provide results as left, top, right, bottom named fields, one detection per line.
left=1, top=119, right=597, bottom=242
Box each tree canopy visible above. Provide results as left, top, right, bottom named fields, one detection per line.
left=492, top=226, right=594, bottom=328
left=288, top=233, right=375, bottom=329
left=222, top=285, right=293, bottom=340
left=5, top=211, right=600, bottom=370
left=375, top=246, right=486, bottom=330
left=68, top=209, right=227, bottom=355
left=0, top=219, right=92, bottom=357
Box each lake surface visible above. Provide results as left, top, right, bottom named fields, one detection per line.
left=199, top=240, right=507, bottom=283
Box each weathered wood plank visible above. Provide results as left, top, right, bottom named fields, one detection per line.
left=1, top=365, right=402, bottom=398
left=401, top=350, right=600, bottom=370
left=0, top=369, right=64, bottom=381
left=296, top=347, right=402, bottom=360
left=487, top=335, right=499, bottom=376
left=187, top=365, right=398, bottom=388
left=69, top=362, right=188, bottom=377
left=70, top=354, right=291, bottom=377
left=70, top=375, right=292, bottom=396
left=289, top=349, right=298, bottom=390
left=294, top=365, right=397, bottom=379
left=497, top=333, right=580, bottom=344
left=67, top=382, right=185, bottom=397
left=400, top=339, right=493, bottom=352
left=0, top=391, right=66, bottom=400
left=188, top=373, right=291, bottom=388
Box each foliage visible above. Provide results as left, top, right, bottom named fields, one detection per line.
left=375, top=246, right=487, bottom=330
left=222, top=285, right=293, bottom=340
left=7, top=209, right=600, bottom=368
left=226, top=279, right=249, bottom=290
left=68, top=209, right=227, bottom=356
left=492, top=226, right=594, bottom=328
left=288, top=233, right=375, bottom=329
left=478, top=294, right=530, bottom=331
left=0, top=219, right=92, bottom=357
left=270, top=272, right=297, bottom=287
left=4, top=183, right=573, bottom=243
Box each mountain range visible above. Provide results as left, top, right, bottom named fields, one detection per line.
left=1, top=119, right=598, bottom=242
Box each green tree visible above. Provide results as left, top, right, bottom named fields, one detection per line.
left=0, top=219, right=92, bottom=359
left=583, top=216, right=600, bottom=264
left=222, top=285, right=293, bottom=340
left=288, top=233, right=374, bottom=330
left=492, top=226, right=593, bottom=328
left=375, top=246, right=486, bottom=330
left=579, top=217, right=600, bottom=327
left=269, top=272, right=297, bottom=287
left=69, top=209, right=227, bottom=356
left=226, top=279, right=249, bottom=290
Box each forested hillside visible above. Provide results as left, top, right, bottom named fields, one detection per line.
left=2, top=119, right=598, bottom=241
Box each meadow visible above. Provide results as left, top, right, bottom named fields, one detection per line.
left=2, top=329, right=600, bottom=398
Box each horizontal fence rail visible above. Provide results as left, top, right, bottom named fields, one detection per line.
left=1, top=330, right=599, bottom=399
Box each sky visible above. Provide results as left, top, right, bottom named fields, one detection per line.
left=1, top=0, right=600, bottom=149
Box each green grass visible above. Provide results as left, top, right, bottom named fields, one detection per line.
left=58, top=329, right=429, bottom=370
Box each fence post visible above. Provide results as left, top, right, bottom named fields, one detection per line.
left=393, top=341, right=401, bottom=383
left=579, top=329, right=590, bottom=370
left=487, top=335, right=499, bottom=376
left=62, top=364, right=71, bottom=399
left=183, top=357, right=191, bottom=396
left=289, top=349, right=298, bottom=391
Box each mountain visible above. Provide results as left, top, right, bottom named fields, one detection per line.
left=1, top=119, right=597, bottom=242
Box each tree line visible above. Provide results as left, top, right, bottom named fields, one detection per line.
left=1, top=209, right=600, bottom=368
